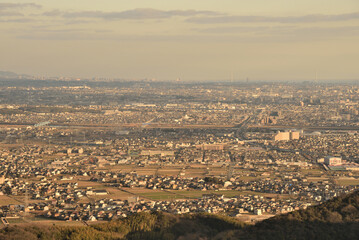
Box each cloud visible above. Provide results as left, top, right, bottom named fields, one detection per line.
left=0, top=3, right=41, bottom=10
left=0, top=18, right=33, bottom=23
left=42, top=9, right=62, bottom=17
left=0, top=11, right=24, bottom=17
left=0, top=3, right=41, bottom=19
left=195, top=26, right=272, bottom=34
left=43, top=8, right=219, bottom=20
left=187, top=12, right=359, bottom=24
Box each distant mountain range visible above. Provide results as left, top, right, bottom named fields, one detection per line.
left=0, top=70, right=31, bottom=79
left=0, top=71, right=18, bottom=78
left=0, top=190, right=358, bottom=239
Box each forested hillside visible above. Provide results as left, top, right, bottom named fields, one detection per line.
left=0, top=212, right=246, bottom=240
left=230, top=190, right=359, bottom=240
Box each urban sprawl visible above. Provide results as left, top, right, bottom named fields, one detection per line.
left=0, top=79, right=359, bottom=225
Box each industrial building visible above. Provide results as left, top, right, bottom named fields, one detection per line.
left=274, top=131, right=300, bottom=141
left=324, top=156, right=342, bottom=166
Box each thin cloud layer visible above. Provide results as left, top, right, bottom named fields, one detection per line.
left=0, top=2, right=41, bottom=19
left=0, top=18, right=34, bottom=23
left=43, top=8, right=220, bottom=20
left=187, top=12, right=359, bottom=24
left=0, top=3, right=41, bottom=10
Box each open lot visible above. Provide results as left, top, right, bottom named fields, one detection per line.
left=336, top=178, right=359, bottom=186
left=0, top=195, right=22, bottom=206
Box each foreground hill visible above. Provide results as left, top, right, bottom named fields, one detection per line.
left=0, top=190, right=358, bottom=240
left=0, top=212, right=246, bottom=240
left=231, top=190, right=359, bottom=240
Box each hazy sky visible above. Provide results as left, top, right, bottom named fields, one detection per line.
left=1, top=0, right=359, bottom=81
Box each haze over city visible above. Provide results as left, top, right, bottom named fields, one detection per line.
left=1, top=0, right=359, bottom=81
